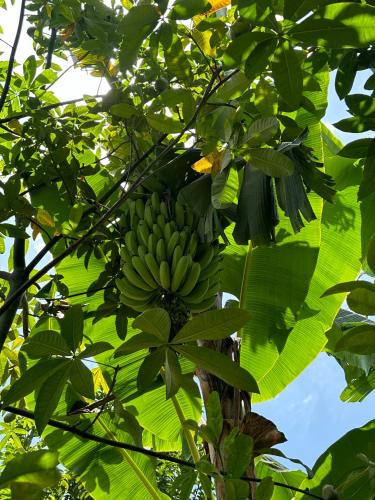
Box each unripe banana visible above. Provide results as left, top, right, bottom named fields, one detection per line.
left=197, top=246, right=214, bottom=271
left=151, top=192, right=160, bottom=213
left=200, top=257, right=222, bottom=281
left=188, top=233, right=198, bottom=258
left=156, top=239, right=167, bottom=264
left=183, top=279, right=210, bottom=304
left=167, top=231, right=179, bottom=260
left=185, top=207, right=194, bottom=226
left=138, top=245, right=147, bottom=259
left=153, top=223, right=162, bottom=239
left=189, top=295, right=217, bottom=313
left=137, top=221, right=150, bottom=248
left=120, top=294, right=153, bottom=313
left=129, top=200, right=136, bottom=222
left=178, top=262, right=201, bottom=296
left=135, top=198, right=145, bottom=219
left=116, top=278, right=153, bottom=301
left=174, top=201, right=185, bottom=228
left=172, top=245, right=183, bottom=274
left=160, top=201, right=169, bottom=220
left=163, top=221, right=172, bottom=243
left=171, top=255, right=190, bottom=292
left=120, top=246, right=132, bottom=265
left=179, top=230, right=189, bottom=254
left=132, top=256, right=158, bottom=289
left=123, top=264, right=154, bottom=291
left=148, top=233, right=158, bottom=255
left=157, top=214, right=166, bottom=232
left=144, top=204, right=154, bottom=228
left=125, top=231, right=138, bottom=255
left=160, top=261, right=171, bottom=290
left=144, top=253, right=161, bottom=286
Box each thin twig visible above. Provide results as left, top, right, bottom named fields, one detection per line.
left=0, top=0, right=26, bottom=114
left=2, top=406, right=323, bottom=499
left=45, top=28, right=57, bottom=70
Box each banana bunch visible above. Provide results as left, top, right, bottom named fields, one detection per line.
left=116, top=193, right=223, bottom=314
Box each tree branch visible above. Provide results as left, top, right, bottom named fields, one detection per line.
left=0, top=0, right=26, bottom=114
left=2, top=406, right=323, bottom=499
left=45, top=28, right=57, bottom=70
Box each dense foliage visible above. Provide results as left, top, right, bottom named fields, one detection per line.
left=0, top=0, right=375, bottom=498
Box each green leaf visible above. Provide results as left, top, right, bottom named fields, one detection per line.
left=211, top=167, right=239, bottom=209
left=0, top=450, right=60, bottom=489
left=223, top=32, right=275, bottom=69
left=110, top=103, right=138, bottom=118
left=335, top=50, right=358, bottom=100
left=224, top=428, right=253, bottom=478
left=78, top=341, right=114, bottom=359
left=70, top=359, right=95, bottom=399
left=322, top=280, right=375, bottom=297
left=347, top=288, right=375, bottom=315
left=367, top=232, right=375, bottom=275
left=290, top=3, right=375, bottom=48
left=169, top=0, right=209, bottom=19
left=242, top=117, right=279, bottom=148
left=172, top=308, right=250, bottom=344
left=205, top=391, right=223, bottom=442
left=2, top=358, right=70, bottom=405
left=346, top=94, right=375, bottom=117
left=174, top=344, right=259, bottom=392
left=335, top=325, right=375, bottom=355
left=255, top=476, right=274, bottom=500
left=338, top=138, right=374, bottom=158
left=114, top=332, right=163, bottom=357
left=137, top=348, right=165, bottom=393
left=164, top=348, right=182, bottom=399
left=340, top=370, right=375, bottom=403
left=244, top=37, right=278, bottom=82
left=22, top=330, right=70, bottom=358
left=35, top=360, right=72, bottom=434
left=256, top=458, right=306, bottom=499
left=260, top=448, right=314, bottom=479
left=60, top=304, right=84, bottom=351
left=297, top=420, right=375, bottom=499
left=244, top=149, right=295, bottom=177
left=271, top=41, right=302, bottom=110
left=0, top=223, right=29, bottom=239
left=146, top=113, right=183, bottom=134
left=133, top=308, right=171, bottom=342
left=23, top=55, right=37, bottom=85
left=333, top=116, right=374, bottom=133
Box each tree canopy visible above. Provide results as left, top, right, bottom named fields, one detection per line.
left=0, top=0, right=375, bottom=499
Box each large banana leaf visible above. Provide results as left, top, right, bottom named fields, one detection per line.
left=44, top=415, right=168, bottom=500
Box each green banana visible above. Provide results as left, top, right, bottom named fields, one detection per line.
left=123, top=264, right=154, bottom=291
left=179, top=230, right=189, bottom=254
left=185, top=207, right=194, bottom=226
left=183, top=279, right=210, bottom=304
left=138, top=245, right=147, bottom=259
left=172, top=245, right=183, bottom=274
left=129, top=200, right=136, bottom=223
left=160, top=261, right=171, bottom=290
left=148, top=233, right=158, bottom=255
left=157, top=214, right=166, bottom=232
left=153, top=223, right=162, bottom=239
left=200, top=257, right=222, bottom=281
left=177, top=262, right=201, bottom=296
left=163, top=221, right=172, bottom=243
left=174, top=201, right=185, bottom=228
left=125, top=231, right=138, bottom=255
left=120, top=247, right=132, bottom=265
left=160, top=201, right=169, bottom=220
left=137, top=221, right=150, bottom=248
left=144, top=204, right=154, bottom=228
left=120, top=294, right=153, bottom=313
left=167, top=231, right=179, bottom=260
left=135, top=198, right=145, bottom=219
left=132, top=256, right=158, bottom=289
left=116, top=277, right=153, bottom=301
left=189, top=295, right=217, bottom=313
left=144, top=253, right=161, bottom=286
left=151, top=192, right=160, bottom=213
left=197, top=246, right=214, bottom=271
left=156, top=239, right=167, bottom=264
left=171, top=255, right=190, bottom=292
left=188, top=233, right=198, bottom=258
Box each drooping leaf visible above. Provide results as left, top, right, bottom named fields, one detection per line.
left=335, top=50, right=358, bottom=100
left=137, top=348, right=165, bottom=393
left=174, top=344, right=259, bottom=392
left=172, top=308, right=250, bottom=344
left=164, top=348, right=182, bottom=399
left=133, top=308, right=171, bottom=342
left=70, top=359, right=95, bottom=399
left=60, top=304, right=84, bottom=351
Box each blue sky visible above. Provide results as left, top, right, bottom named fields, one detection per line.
left=1, top=3, right=374, bottom=472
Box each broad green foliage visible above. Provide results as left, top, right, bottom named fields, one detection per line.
left=1, top=0, right=375, bottom=498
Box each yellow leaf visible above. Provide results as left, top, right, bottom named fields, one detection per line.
left=36, top=208, right=55, bottom=228
left=192, top=150, right=224, bottom=174
left=191, top=29, right=216, bottom=57
left=92, top=367, right=110, bottom=393
left=194, top=0, right=231, bottom=23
